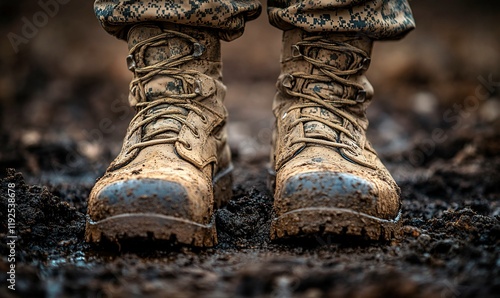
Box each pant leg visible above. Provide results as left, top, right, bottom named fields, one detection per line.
left=267, top=0, right=415, bottom=40
left=94, top=0, right=262, bottom=41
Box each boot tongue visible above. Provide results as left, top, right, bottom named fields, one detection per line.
left=142, top=104, right=187, bottom=140
left=128, top=25, right=193, bottom=99
left=300, top=49, right=356, bottom=143
left=300, top=38, right=368, bottom=142
left=301, top=105, right=341, bottom=142
left=128, top=25, right=192, bottom=140
left=315, top=46, right=358, bottom=71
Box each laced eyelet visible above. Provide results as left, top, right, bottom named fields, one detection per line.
left=356, top=90, right=366, bottom=103
left=192, top=42, right=205, bottom=58
left=361, top=57, right=371, bottom=70
left=130, top=86, right=138, bottom=98
left=282, top=74, right=294, bottom=89
left=126, top=55, right=136, bottom=71
left=291, top=45, right=302, bottom=58
left=192, top=128, right=200, bottom=138
left=200, top=114, right=208, bottom=123
left=194, top=79, right=203, bottom=95
left=183, top=142, right=192, bottom=150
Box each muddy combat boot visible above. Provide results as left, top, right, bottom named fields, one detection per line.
left=85, top=24, right=232, bottom=247
left=269, top=29, right=401, bottom=241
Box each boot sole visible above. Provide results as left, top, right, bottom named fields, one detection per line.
left=270, top=207, right=402, bottom=241
left=267, top=169, right=402, bottom=241
left=85, top=164, right=233, bottom=247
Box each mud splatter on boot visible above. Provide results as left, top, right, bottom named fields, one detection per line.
left=270, top=29, right=401, bottom=241
left=86, top=24, right=232, bottom=247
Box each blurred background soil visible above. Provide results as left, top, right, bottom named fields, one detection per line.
left=0, top=0, right=499, bottom=297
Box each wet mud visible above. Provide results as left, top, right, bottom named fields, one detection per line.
left=1, top=127, right=499, bottom=297
left=1, top=0, right=500, bottom=297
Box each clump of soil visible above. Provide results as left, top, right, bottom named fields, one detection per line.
left=1, top=128, right=499, bottom=297
left=1, top=0, right=500, bottom=297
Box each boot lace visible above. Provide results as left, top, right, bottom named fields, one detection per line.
left=280, top=36, right=371, bottom=155
left=123, top=30, right=221, bottom=154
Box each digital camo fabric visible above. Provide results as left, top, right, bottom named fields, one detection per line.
left=94, top=0, right=414, bottom=41
left=268, top=0, right=415, bottom=39
left=94, top=0, right=262, bottom=41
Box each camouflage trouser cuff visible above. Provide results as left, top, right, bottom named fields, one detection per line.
left=94, top=0, right=415, bottom=41
left=94, top=0, right=262, bottom=41
left=268, top=0, right=415, bottom=40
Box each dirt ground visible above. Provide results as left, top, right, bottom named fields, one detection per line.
left=1, top=0, right=499, bottom=297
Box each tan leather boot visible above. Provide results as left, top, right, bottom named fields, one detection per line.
left=270, top=29, right=401, bottom=241
left=85, top=24, right=232, bottom=247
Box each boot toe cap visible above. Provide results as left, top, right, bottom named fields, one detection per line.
left=276, top=171, right=399, bottom=220
left=88, top=177, right=212, bottom=224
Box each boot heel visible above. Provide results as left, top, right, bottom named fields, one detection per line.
left=213, top=163, right=234, bottom=208
left=267, top=167, right=276, bottom=193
